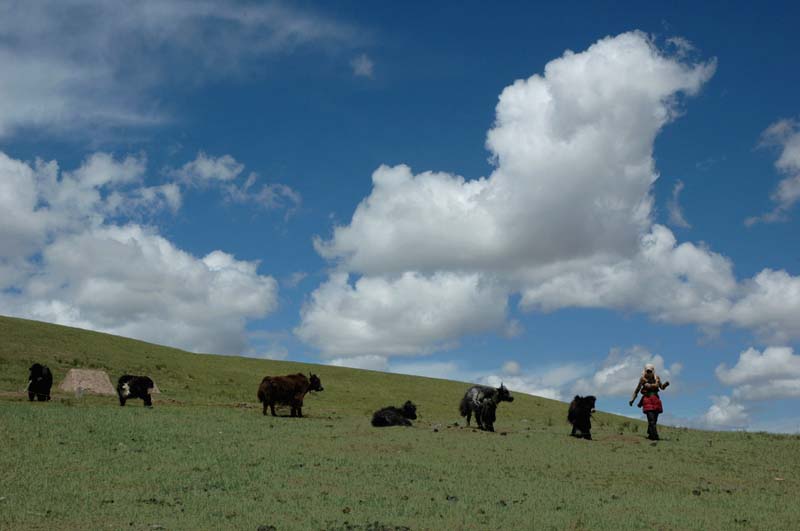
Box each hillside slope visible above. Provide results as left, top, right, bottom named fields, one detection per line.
left=2, top=315, right=799, bottom=530
left=0, top=314, right=562, bottom=419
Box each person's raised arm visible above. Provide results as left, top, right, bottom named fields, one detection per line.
left=629, top=377, right=644, bottom=406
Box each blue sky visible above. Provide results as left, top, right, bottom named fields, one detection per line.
left=1, top=1, right=799, bottom=432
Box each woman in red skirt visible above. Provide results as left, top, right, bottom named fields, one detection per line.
left=629, top=363, right=670, bottom=440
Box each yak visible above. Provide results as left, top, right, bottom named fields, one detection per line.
left=371, top=400, right=418, bottom=427
left=117, top=375, right=156, bottom=407
left=568, top=395, right=596, bottom=440
left=27, top=363, right=53, bottom=402
left=257, top=373, right=323, bottom=417
left=459, top=383, right=514, bottom=432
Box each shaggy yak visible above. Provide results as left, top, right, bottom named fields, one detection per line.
left=117, top=375, right=156, bottom=407
left=459, top=384, right=514, bottom=432
left=257, top=373, right=323, bottom=417
left=27, top=363, right=53, bottom=402
left=371, top=400, right=418, bottom=427
left=568, top=395, right=597, bottom=440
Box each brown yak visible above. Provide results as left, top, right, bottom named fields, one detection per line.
left=257, top=373, right=323, bottom=417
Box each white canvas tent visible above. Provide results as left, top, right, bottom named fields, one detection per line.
left=58, top=369, right=115, bottom=395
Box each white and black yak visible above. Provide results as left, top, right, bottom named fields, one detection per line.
left=117, top=375, right=156, bottom=407
left=27, top=363, right=53, bottom=402
left=459, top=384, right=514, bottom=432
left=371, top=401, right=417, bottom=427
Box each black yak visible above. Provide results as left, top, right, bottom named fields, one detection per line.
left=117, top=375, right=155, bottom=407
left=371, top=401, right=418, bottom=427
left=27, top=363, right=53, bottom=402
left=568, top=395, right=596, bottom=440
left=459, top=383, right=514, bottom=432
left=257, top=373, right=323, bottom=417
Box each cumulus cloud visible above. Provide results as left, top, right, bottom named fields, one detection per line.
left=517, top=224, right=737, bottom=327
left=468, top=360, right=592, bottom=402
left=729, top=270, right=800, bottom=343
left=697, top=396, right=749, bottom=430
left=301, top=32, right=735, bottom=355
left=318, top=31, right=717, bottom=274
left=300, top=31, right=800, bottom=357
left=0, top=149, right=278, bottom=354
left=667, top=180, right=691, bottom=228
left=0, top=0, right=357, bottom=137
left=716, top=346, right=800, bottom=400
left=350, top=53, right=374, bottom=78
left=746, top=118, right=800, bottom=225
left=572, top=346, right=680, bottom=397
left=295, top=272, right=508, bottom=357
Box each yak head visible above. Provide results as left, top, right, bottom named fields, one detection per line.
left=308, top=373, right=324, bottom=392
left=572, top=395, right=596, bottom=414
left=583, top=395, right=597, bottom=414
left=497, top=383, right=514, bottom=403
left=401, top=400, right=418, bottom=420
left=28, top=363, right=45, bottom=381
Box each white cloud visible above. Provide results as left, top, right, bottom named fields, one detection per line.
left=5, top=225, right=278, bottom=354
left=516, top=224, right=737, bottom=326
left=284, top=271, right=309, bottom=288
left=746, top=118, right=800, bottom=225
left=698, top=396, right=749, bottom=430
left=482, top=374, right=564, bottom=401
left=170, top=155, right=302, bottom=216
left=667, top=179, right=691, bottom=228
left=716, top=346, right=800, bottom=400
left=666, top=36, right=695, bottom=58
left=0, top=149, right=279, bottom=354
left=0, top=0, right=357, bottom=137
left=296, top=272, right=509, bottom=357
left=389, top=360, right=461, bottom=380
left=328, top=355, right=390, bottom=371
left=318, top=28, right=709, bottom=273
left=0, top=152, right=51, bottom=259
left=225, top=173, right=302, bottom=214
left=302, top=32, right=730, bottom=354
left=501, top=360, right=522, bottom=376
left=173, top=152, right=245, bottom=184
left=258, top=344, right=290, bottom=361
left=729, top=270, right=800, bottom=343
left=572, top=346, right=679, bottom=397
left=301, top=31, right=800, bottom=357
left=351, top=53, right=374, bottom=78
left=479, top=361, right=592, bottom=401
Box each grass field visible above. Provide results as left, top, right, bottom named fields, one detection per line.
left=1, top=315, right=799, bottom=530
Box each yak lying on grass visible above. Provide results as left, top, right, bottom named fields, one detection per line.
left=117, top=375, right=155, bottom=407
left=27, top=363, right=53, bottom=402
left=459, top=384, right=514, bottom=432
left=257, top=373, right=323, bottom=417
left=568, top=395, right=596, bottom=440
left=371, top=401, right=418, bottom=427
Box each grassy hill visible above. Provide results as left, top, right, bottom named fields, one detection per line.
left=1, top=315, right=798, bottom=530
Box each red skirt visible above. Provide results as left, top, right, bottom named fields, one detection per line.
left=642, top=394, right=663, bottom=413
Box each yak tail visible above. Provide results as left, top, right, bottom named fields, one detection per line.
left=257, top=388, right=266, bottom=403
left=458, top=395, right=470, bottom=417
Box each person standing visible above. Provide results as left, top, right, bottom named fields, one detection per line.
left=629, top=363, right=669, bottom=440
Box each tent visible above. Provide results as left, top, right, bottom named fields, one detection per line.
left=58, top=369, right=116, bottom=396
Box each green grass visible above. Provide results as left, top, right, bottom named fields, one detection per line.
left=1, top=315, right=799, bottom=530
